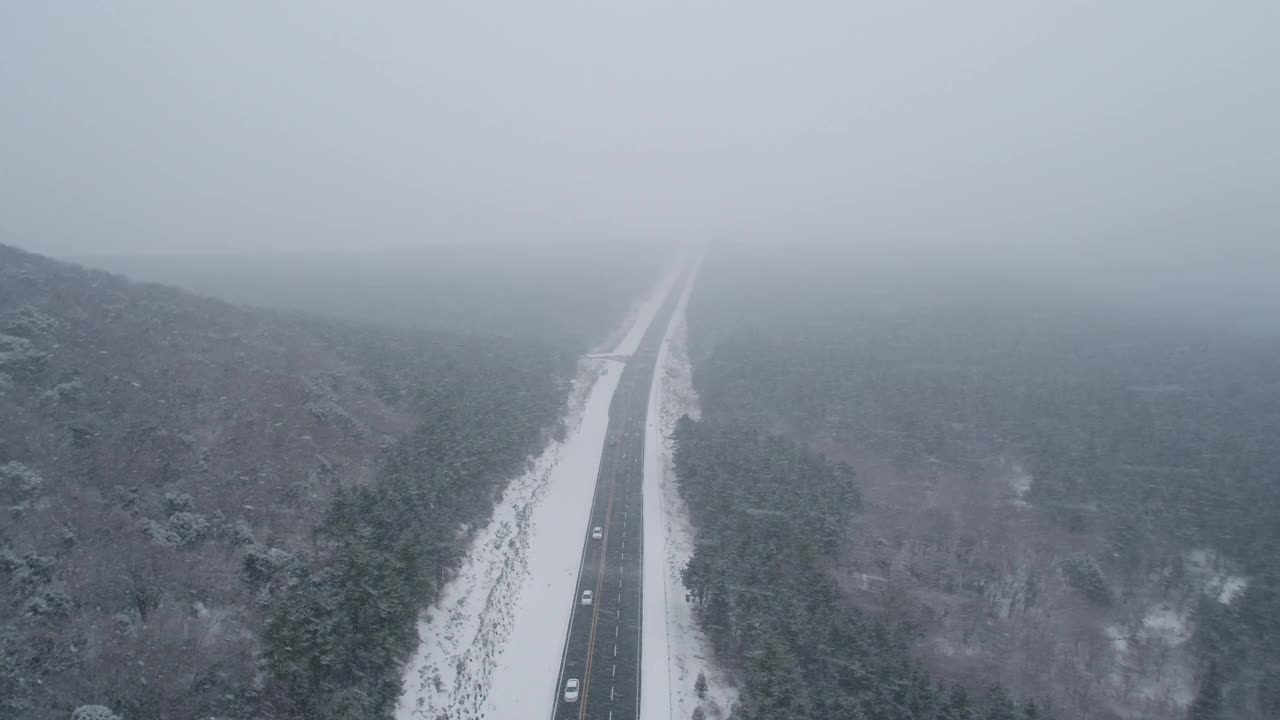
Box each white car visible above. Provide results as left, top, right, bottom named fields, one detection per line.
left=580, top=590, right=593, bottom=606
left=564, top=678, right=580, bottom=702
left=592, top=526, right=603, bottom=540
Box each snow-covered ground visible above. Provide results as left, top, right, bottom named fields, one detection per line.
left=1099, top=547, right=1249, bottom=716
left=1185, top=548, right=1249, bottom=604
left=589, top=264, right=685, bottom=358
left=395, top=261, right=683, bottom=720
left=641, top=260, right=737, bottom=720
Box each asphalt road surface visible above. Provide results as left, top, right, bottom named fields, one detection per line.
left=551, top=271, right=689, bottom=720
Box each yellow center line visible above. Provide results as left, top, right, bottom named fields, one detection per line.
left=579, top=412, right=624, bottom=719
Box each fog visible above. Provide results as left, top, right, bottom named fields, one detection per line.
left=2, top=1, right=1275, bottom=262
left=5, top=7, right=1280, bottom=719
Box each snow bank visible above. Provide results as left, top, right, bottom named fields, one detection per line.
left=395, top=260, right=682, bottom=720
left=481, top=357, right=625, bottom=720
left=395, top=358, right=621, bottom=720
left=641, top=260, right=737, bottom=720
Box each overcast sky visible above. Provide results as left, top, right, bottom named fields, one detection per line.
left=1, top=1, right=1276, bottom=257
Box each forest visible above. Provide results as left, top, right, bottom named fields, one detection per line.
left=0, top=243, right=593, bottom=719
left=679, top=245, right=1280, bottom=719
left=674, top=415, right=1049, bottom=720
left=82, top=242, right=670, bottom=351
left=4, top=2, right=1275, bottom=718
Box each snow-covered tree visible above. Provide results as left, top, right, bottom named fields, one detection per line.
left=71, top=706, right=120, bottom=720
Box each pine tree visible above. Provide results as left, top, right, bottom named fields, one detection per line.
left=983, top=685, right=1018, bottom=720
left=1188, top=663, right=1223, bottom=720
left=941, top=686, right=972, bottom=720
left=695, top=671, right=709, bottom=699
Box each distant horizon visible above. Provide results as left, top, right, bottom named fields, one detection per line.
left=5, top=2, right=1275, bottom=261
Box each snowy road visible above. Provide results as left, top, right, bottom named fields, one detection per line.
left=395, top=259, right=688, bottom=720
left=550, top=266, right=695, bottom=720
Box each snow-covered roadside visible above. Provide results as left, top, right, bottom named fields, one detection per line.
left=395, top=260, right=683, bottom=720
left=610, top=263, right=684, bottom=356
left=641, top=261, right=737, bottom=720
left=587, top=263, right=680, bottom=356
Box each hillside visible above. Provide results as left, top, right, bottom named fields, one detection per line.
left=80, top=242, right=670, bottom=350
left=681, top=244, right=1280, bottom=720
left=0, top=244, right=574, bottom=719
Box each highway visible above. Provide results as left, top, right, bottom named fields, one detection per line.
left=550, top=270, right=690, bottom=720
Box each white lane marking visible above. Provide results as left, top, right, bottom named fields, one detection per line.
left=621, top=552, right=625, bottom=560
left=618, top=578, right=622, bottom=588
left=612, top=664, right=616, bottom=677
left=613, top=644, right=617, bottom=656
left=611, top=686, right=615, bottom=701
left=615, top=626, right=619, bottom=638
